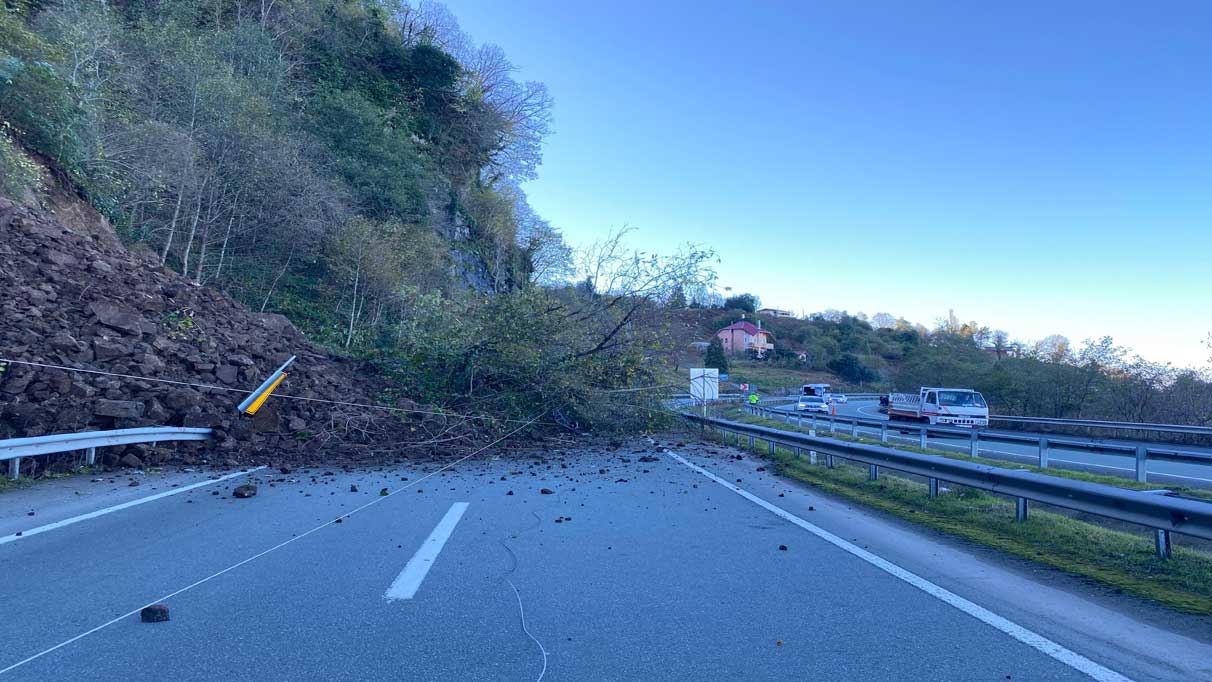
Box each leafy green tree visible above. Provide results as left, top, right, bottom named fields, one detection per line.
left=668, top=283, right=687, bottom=309
left=703, top=337, right=728, bottom=373
left=828, top=353, right=877, bottom=383
left=723, top=293, right=758, bottom=313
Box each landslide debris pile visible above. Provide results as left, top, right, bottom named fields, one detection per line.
left=0, top=197, right=422, bottom=470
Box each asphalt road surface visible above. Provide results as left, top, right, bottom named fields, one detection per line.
left=766, top=400, right=1212, bottom=488
left=2, top=439, right=1210, bottom=681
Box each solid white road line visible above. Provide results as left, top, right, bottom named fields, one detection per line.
left=385, top=502, right=469, bottom=601
left=0, top=466, right=267, bottom=547
left=667, top=451, right=1134, bottom=682
left=857, top=403, right=885, bottom=418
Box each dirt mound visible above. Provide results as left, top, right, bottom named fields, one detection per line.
left=0, top=197, right=429, bottom=471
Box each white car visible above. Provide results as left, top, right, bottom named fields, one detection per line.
left=831, top=394, right=849, bottom=404
left=796, top=395, right=831, bottom=413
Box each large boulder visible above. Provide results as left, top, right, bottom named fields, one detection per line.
left=94, top=399, right=145, bottom=419
left=215, top=365, right=239, bottom=385
left=92, top=336, right=132, bottom=360
left=163, top=388, right=204, bottom=412
left=89, top=301, right=145, bottom=336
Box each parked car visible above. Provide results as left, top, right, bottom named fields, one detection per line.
left=831, top=394, right=849, bottom=404
left=796, top=395, right=831, bottom=413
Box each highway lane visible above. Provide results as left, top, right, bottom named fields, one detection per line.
left=2, top=441, right=1210, bottom=681
left=764, top=401, right=1212, bottom=488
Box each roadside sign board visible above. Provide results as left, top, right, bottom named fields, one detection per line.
left=690, top=368, right=719, bottom=402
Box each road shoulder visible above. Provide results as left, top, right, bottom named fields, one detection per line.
left=673, top=440, right=1212, bottom=682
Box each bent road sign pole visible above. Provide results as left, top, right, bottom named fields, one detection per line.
left=237, top=355, right=296, bottom=415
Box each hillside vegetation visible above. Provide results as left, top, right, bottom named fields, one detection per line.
left=679, top=305, right=1211, bottom=425
left=0, top=1, right=711, bottom=430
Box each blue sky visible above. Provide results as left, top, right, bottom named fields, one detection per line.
left=446, top=0, right=1211, bottom=368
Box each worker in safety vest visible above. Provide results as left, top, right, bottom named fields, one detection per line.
left=748, top=393, right=759, bottom=405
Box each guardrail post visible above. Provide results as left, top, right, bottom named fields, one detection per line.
left=792, top=446, right=800, bottom=458
left=827, top=416, right=835, bottom=433
left=851, top=420, right=859, bottom=437
left=826, top=453, right=834, bottom=468
left=868, top=464, right=878, bottom=481
left=809, top=450, right=817, bottom=465
left=1155, top=529, right=1171, bottom=560
left=809, top=416, right=817, bottom=436
left=748, top=435, right=755, bottom=450
left=8, top=457, right=20, bottom=480
left=85, top=446, right=97, bottom=466
left=918, top=427, right=927, bottom=449
left=880, top=423, right=888, bottom=442
left=928, top=478, right=938, bottom=498
left=795, top=414, right=801, bottom=429
left=1038, top=438, right=1049, bottom=468
left=1015, top=498, right=1029, bottom=522
left=768, top=440, right=775, bottom=457
left=1135, top=446, right=1148, bottom=483
left=968, top=431, right=978, bottom=457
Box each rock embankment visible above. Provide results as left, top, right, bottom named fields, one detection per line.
left=0, top=197, right=420, bottom=471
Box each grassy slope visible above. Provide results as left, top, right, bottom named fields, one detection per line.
left=725, top=362, right=842, bottom=393
left=713, top=409, right=1212, bottom=614
left=663, top=309, right=850, bottom=393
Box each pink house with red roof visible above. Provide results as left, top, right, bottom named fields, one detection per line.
left=716, top=320, right=774, bottom=355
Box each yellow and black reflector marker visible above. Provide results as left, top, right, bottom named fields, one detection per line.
left=237, top=355, right=296, bottom=416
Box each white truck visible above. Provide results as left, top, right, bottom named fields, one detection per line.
left=887, top=387, right=989, bottom=427
left=801, top=383, right=832, bottom=399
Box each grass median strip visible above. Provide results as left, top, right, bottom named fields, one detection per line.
left=706, top=413, right=1212, bottom=614
left=727, top=407, right=1212, bottom=500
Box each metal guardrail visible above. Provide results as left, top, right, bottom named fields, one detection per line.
left=990, top=415, right=1212, bottom=436
left=1, top=427, right=213, bottom=479
left=689, top=412, right=1212, bottom=558
left=748, top=405, right=1212, bottom=483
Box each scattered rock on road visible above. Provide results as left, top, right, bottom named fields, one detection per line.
left=540, top=488, right=554, bottom=495
left=232, top=484, right=257, bottom=498
left=779, top=545, right=788, bottom=551
left=140, top=604, right=170, bottom=623
left=119, top=453, right=144, bottom=469
left=349, top=484, right=358, bottom=493
left=379, top=488, right=389, bottom=496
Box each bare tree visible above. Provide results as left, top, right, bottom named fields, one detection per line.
left=871, top=312, right=896, bottom=329
left=1034, top=334, right=1071, bottom=362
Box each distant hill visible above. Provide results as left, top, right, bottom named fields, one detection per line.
left=662, top=308, right=921, bottom=393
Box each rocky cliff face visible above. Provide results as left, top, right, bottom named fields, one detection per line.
left=0, top=197, right=422, bottom=471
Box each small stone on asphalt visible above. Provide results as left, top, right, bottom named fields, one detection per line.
left=140, top=604, right=170, bottom=623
